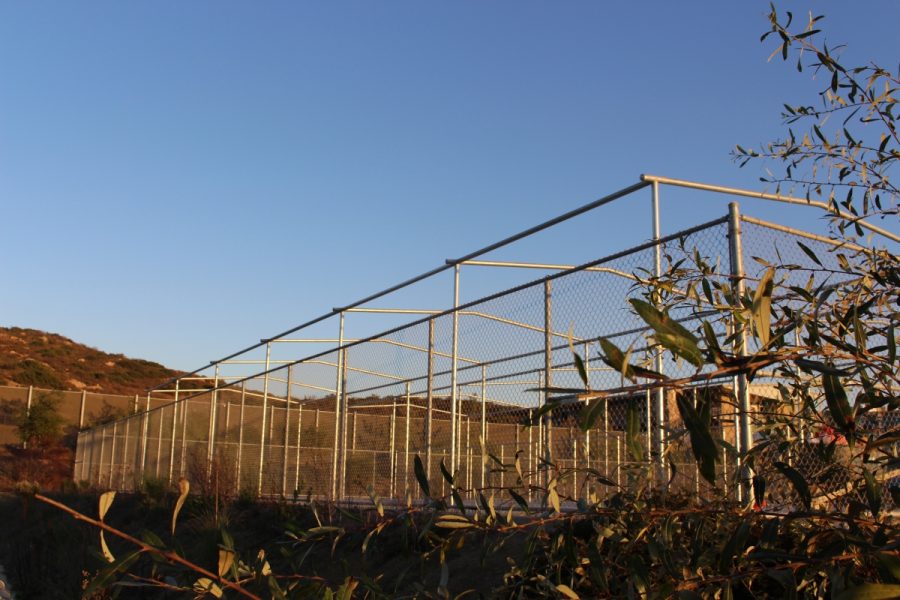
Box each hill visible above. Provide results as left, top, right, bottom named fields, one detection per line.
left=0, top=327, right=181, bottom=396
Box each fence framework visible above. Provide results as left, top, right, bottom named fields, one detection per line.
left=74, top=175, right=898, bottom=507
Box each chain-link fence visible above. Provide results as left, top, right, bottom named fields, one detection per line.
left=0, top=384, right=151, bottom=446
left=74, top=182, right=898, bottom=511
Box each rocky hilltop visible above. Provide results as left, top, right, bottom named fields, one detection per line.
left=0, top=327, right=180, bottom=395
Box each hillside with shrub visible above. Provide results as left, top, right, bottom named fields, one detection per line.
left=0, top=326, right=181, bottom=395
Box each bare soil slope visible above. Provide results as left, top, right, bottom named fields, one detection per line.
left=0, top=327, right=180, bottom=395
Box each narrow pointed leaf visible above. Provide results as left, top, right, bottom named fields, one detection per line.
left=773, top=461, right=811, bottom=510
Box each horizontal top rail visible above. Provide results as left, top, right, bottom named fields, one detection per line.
left=150, top=179, right=651, bottom=392
left=151, top=173, right=897, bottom=396
left=642, top=174, right=900, bottom=244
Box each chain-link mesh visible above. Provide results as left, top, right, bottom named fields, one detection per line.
left=74, top=208, right=897, bottom=512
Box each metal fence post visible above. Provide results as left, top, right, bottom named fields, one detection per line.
left=450, top=264, right=460, bottom=473
left=282, top=365, right=292, bottom=497
left=179, top=394, right=189, bottom=480
left=236, top=382, right=246, bottom=491
left=543, top=279, right=553, bottom=476
left=295, top=401, right=303, bottom=493
left=140, top=394, right=150, bottom=476
left=99, top=426, right=107, bottom=487
left=480, top=365, right=487, bottom=490
left=426, top=318, right=435, bottom=480
left=109, top=421, right=118, bottom=489
left=339, top=347, right=350, bottom=500
left=167, top=380, right=180, bottom=483
left=155, top=401, right=164, bottom=479
left=123, top=412, right=131, bottom=489
left=728, top=202, right=753, bottom=502
left=207, top=365, right=220, bottom=478
left=257, top=342, right=272, bottom=496
left=389, top=397, right=397, bottom=497
left=651, top=180, right=667, bottom=482
left=404, top=382, right=411, bottom=495
left=87, top=428, right=97, bottom=484
left=331, top=313, right=345, bottom=500
left=79, top=389, right=87, bottom=429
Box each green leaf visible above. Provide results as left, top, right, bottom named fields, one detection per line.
left=547, top=479, right=561, bottom=514
left=509, top=489, right=529, bottom=513
left=718, top=519, right=751, bottom=572
left=435, top=514, right=473, bottom=529
left=676, top=394, right=718, bottom=485
left=578, top=398, right=606, bottom=432
left=751, top=267, right=776, bottom=347
left=556, top=584, right=580, bottom=599
left=218, top=548, right=235, bottom=578
left=823, top=373, right=854, bottom=439
left=794, top=358, right=850, bottom=376
left=887, top=322, right=896, bottom=366
left=625, top=400, right=644, bottom=463
left=171, top=477, right=189, bottom=536
left=98, top=490, right=116, bottom=521
left=863, top=468, right=882, bottom=518
left=773, top=461, right=811, bottom=510
left=439, top=459, right=455, bottom=487
left=796, top=241, right=823, bottom=266
left=630, top=299, right=704, bottom=367
left=413, top=455, right=430, bottom=498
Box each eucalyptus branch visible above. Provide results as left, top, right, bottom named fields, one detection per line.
left=33, top=494, right=262, bottom=600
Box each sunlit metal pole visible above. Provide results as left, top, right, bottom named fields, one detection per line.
left=728, top=203, right=753, bottom=502
left=207, top=365, right=220, bottom=473
left=480, top=365, right=487, bottom=490
left=79, top=390, right=87, bottom=429
left=426, top=318, right=435, bottom=480
left=404, top=382, right=411, bottom=495
left=331, top=312, right=345, bottom=500
left=236, top=382, right=246, bottom=490
left=389, top=397, right=397, bottom=497
left=543, top=279, right=553, bottom=477
left=339, top=347, right=350, bottom=500
left=652, top=181, right=666, bottom=482
left=167, top=380, right=180, bottom=483
left=110, top=421, right=118, bottom=489
left=294, top=402, right=303, bottom=493
left=140, top=394, right=150, bottom=475
left=450, top=264, right=460, bottom=473
left=282, top=365, right=292, bottom=497
left=257, top=342, right=272, bottom=496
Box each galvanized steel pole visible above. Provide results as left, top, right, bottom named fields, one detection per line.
left=728, top=202, right=753, bottom=501
left=282, top=365, right=292, bottom=497
left=257, top=343, right=271, bottom=496
left=389, top=397, right=397, bottom=497
left=140, top=394, right=150, bottom=475
left=480, top=365, right=487, bottom=490
left=450, top=264, right=460, bottom=473
left=426, top=318, right=435, bottom=480
left=331, top=313, right=345, bottom=500
left=652, top=181, right=666, bottom=481
left=235, top=382, right=246, bottom=491
left=404, top=382, right=411, bottom=495
left=167, top=380, right=180, bottom=483
left=207, top=365, right=220, bottom=470
left=543, top=279, right=553, bottom=480
left=79, top=390, right=87, bottom=429
left=339, top=347, right=350, bottom=500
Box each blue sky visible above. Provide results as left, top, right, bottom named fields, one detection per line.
left=1, top=1, right=897, bottom=372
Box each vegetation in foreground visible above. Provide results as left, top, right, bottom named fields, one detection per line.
left=4, top=6, right=899, bottom=599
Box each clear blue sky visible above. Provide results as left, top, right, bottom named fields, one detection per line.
left=1, top=1, right=897, bottom=372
